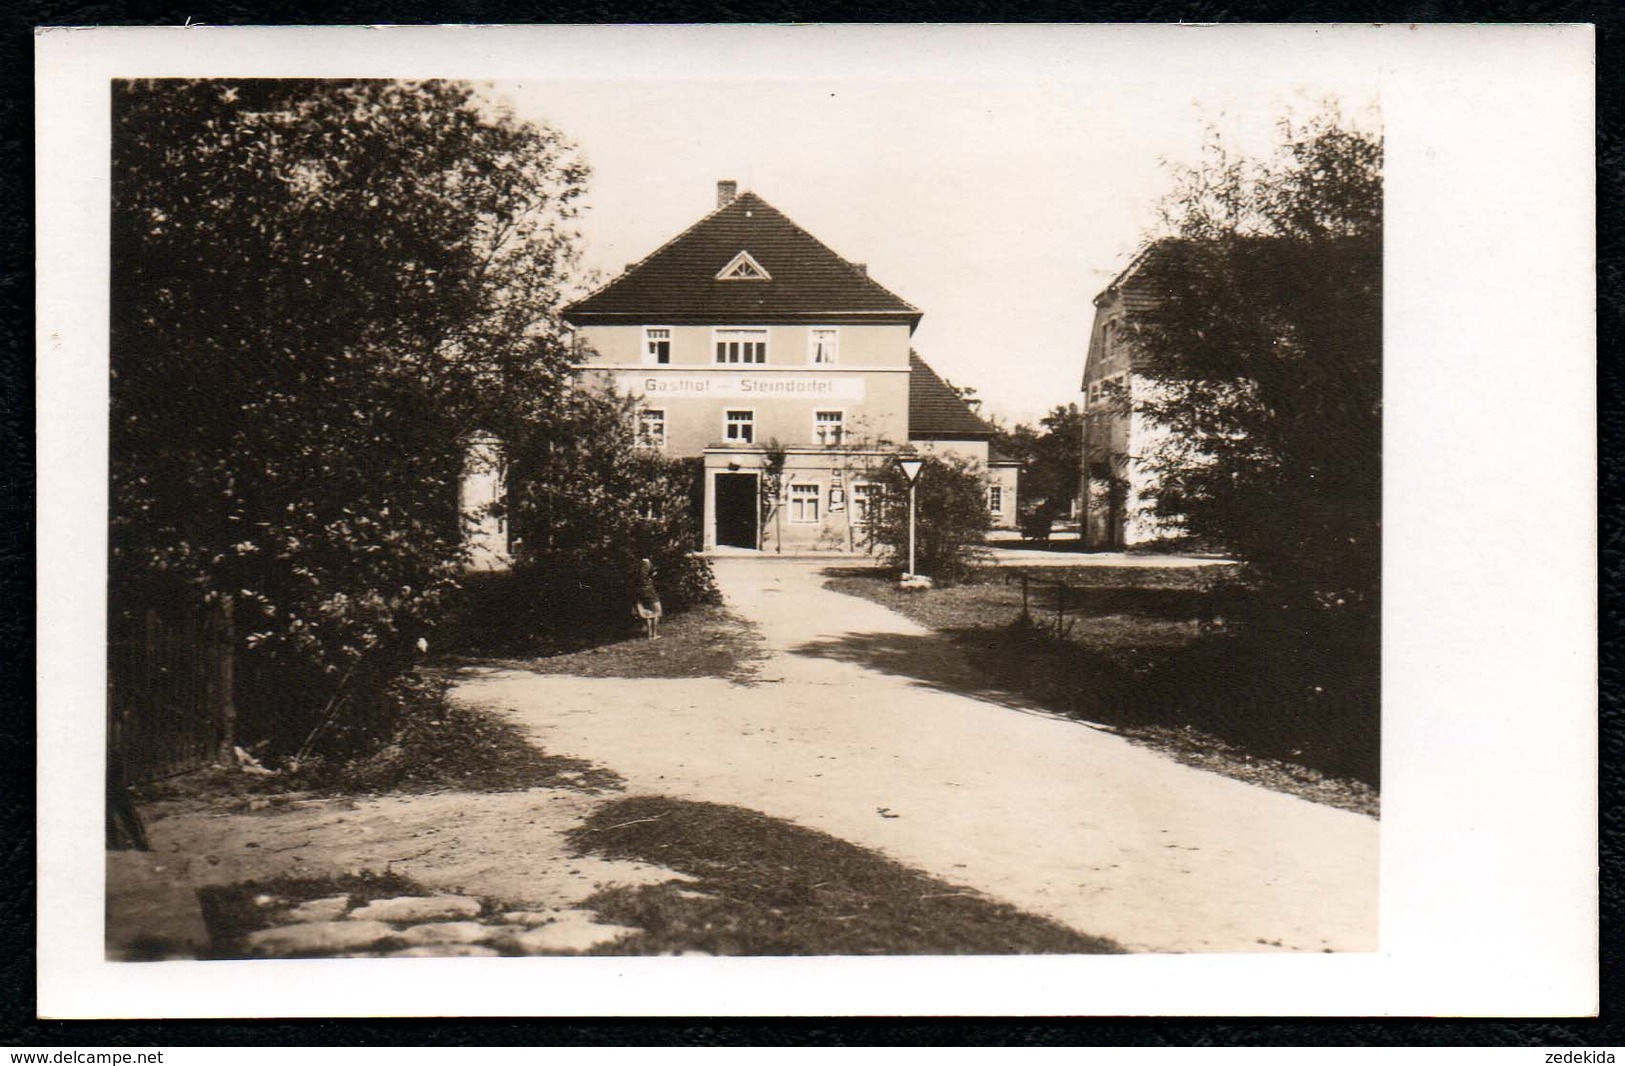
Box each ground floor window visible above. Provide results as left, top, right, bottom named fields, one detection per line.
left=851, top=482, right=879, bottom=526
left=637, top=408, right=666, bottom=449
left=789, top=482, right=820, bottom=524
left=988, top=484, right=1004, bottom=516
left=725, top=409, right=755, bottom=443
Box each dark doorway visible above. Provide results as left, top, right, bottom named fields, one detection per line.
left=715, top=472, right=759, bottom=549
left=1105, top=474, right=1127, bottom=550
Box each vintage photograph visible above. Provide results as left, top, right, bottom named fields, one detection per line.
left=100, top=64, right=1386, bottom=964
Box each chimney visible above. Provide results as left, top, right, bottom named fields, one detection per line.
left=717, top=180, right=738, bottom=208
left=851, top=262, right=867, bottom=275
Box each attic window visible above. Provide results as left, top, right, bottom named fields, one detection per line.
left=716, top=251, right=771, bottom=282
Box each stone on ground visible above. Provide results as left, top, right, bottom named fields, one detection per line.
left=501, top=910, right=639, bottom=954
left=396, top=921, right=493, bottom=946
left=497, top=910, right=558, bottom=927
left=244, top=919, right=398, bottom=957
left=280, top=895, right=352, bottom=923
left=348, top=894, right=482, bottom=923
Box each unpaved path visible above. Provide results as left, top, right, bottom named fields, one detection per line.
left=457, top=557, right=1378, bottom=953
left=134, top=789, right=683, bottom=914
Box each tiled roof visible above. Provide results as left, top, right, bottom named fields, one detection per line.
left=908, top=353, right=995, bottom=440
left=987, top=444, right=1020, bottom=465
left=564, top=192, right=921, bottom=326
left=1085, top=235, right=1378, bottom=390
left=1097, top=235, right=1376, bottom=311
left=1095, top=239, right=1191, bottom=312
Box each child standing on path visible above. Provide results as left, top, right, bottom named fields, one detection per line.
left=634, top=557, right=663, bottom=639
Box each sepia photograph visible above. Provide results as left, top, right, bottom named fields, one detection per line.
left=37, top=24, right=1594, bottom=1019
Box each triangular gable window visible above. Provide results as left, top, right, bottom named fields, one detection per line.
left=716, top=251, right=771, bottom=282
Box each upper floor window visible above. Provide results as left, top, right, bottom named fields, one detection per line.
left=716, top=251, right=771, bottom=281
left=724, top=409, right=755, bottom=444
left=809, top=328, right=839, bottom=365
left=814, top=410, right=845, bottom=446
left=716, top=328, right=767, bottom=365
left=644, top=327, right=672, bottom=365
left=636, top=409, right=666, bottom=450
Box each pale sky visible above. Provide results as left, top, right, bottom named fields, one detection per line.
left=493, top=62, right=1378, bottom=425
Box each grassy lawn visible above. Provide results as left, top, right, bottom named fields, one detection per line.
left=441, top=569, right=767, bottom=682
left=570, top=795, right=1121, bottom=955
left=488, top=603, right=768, bottom=683
left=826, top=566, right=1378, bottom=817
left=137, top=688, right=624, bottom=808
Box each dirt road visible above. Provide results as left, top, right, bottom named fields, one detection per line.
left=459, top=557, right=1378, bottom=953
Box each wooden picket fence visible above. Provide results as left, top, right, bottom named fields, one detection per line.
left=107, top=597, right=237, bottom=785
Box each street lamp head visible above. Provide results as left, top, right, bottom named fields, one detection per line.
left=896, top=456, right=925, bottom=486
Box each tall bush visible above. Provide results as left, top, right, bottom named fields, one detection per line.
left=867, top=453, right=991, bottom=584
left=504, top=387, right=716, bottom=621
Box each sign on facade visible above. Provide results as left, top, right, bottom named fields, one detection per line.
left=618, top=374, right=866, bottom=401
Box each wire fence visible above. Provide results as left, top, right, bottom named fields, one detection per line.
left=1004, top=569, right=1081, bottom=639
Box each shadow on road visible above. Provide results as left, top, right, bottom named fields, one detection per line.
left=787, top=630, right=1065, bottom=723
left=789, top=622, right=1378, bottom=790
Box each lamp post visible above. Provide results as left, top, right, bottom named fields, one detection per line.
left=895, top=455, right=925, bottom=577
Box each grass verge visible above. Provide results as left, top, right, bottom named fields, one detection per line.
left=456, top=603, right=768, bottom=683
left=825, top=567, right=1378, bottom=817
left=569, top=795, right=1122, bottom=955
left=286, top=679, right=624, bottom=795
left=137, top=676, right=622, bottom=809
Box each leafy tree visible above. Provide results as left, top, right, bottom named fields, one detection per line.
left=867, top=453, right=990, bottom=584
left=1132, top=105, right=1381, bottom=616
left=110, top=79, right=595, bottom=751
left=995, top=403, right=1084, bottom=518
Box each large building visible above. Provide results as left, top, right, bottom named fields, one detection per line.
left=1081, top=236, right=1379, bottom=550
left=1079, top=243, right=1171, bottom=549
left=564, top=181, right=1015, bottom=552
